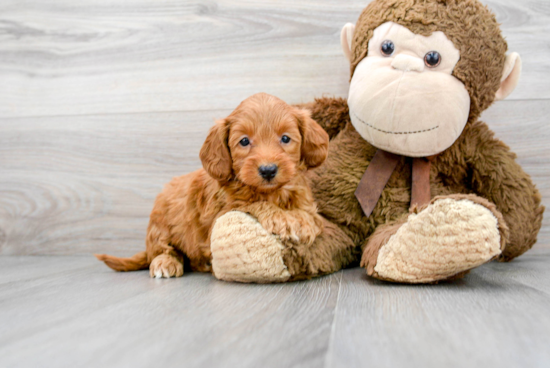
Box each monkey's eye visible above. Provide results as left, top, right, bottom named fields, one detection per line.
left=381, top=40, right=395, bottom=56
left=424, top=51, right=441, bottom=68
left=239, top=137, right=250, bottom=146
left=281, top=135, right=291, bottom=144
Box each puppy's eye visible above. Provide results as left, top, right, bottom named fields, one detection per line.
left=239, top=137, right=250, bottom=147
left=424, top=51, right=441, bottom=68
left=381, top=40, right=395, bottom=56
left=281, top=135, right=291, bottom=144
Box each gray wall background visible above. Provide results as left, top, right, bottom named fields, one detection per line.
left=1, top=0, right=548, bottom=255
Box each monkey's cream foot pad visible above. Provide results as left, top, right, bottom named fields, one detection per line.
left=211, top=211, right=291, bottom=283
left=374, top=198, right=503, bottom=283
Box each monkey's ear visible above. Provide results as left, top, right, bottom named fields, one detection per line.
left=495, top=52, right=522, bottom=101
left=199, top=119, right=233, bottom=182
left=340, top=23, right=355, bottom=63
left=294, top=108, right=329, bottom=169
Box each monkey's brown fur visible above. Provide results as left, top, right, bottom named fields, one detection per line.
left=277, top=0, right=543, bottom=280
left=286, top=96, right=543, bottom=280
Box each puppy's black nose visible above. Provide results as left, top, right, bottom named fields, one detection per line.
left=258, top=164, right=278, bottom=181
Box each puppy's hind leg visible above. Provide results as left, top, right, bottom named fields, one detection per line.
left=150, top=253, right=184, bottom=279
left=146, top=218, right=184, bottom=279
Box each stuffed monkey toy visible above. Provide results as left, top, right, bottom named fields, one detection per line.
left=210, top=0, right=544, bottom=283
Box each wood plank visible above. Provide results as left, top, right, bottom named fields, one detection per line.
left=0, top=256, right=97, bottom=285
left=1, top=252, right=549, bottom=367
left=327, top=250, right=550, bottom=368
left=0, top=256, right=341, bottom=368
left=481, top=100, right=550, bottom=246
left=0, top=99, right=548, bottom=256
left=0, top=0, right=548, bottom=118
left=0, top=110, right=227, bottom=255
left=481, top=248, right=550, bottom=296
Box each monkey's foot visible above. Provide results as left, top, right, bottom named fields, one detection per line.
left=362, top=195, right=508, bottom=283
left=210, top=211, right=291, bottom=283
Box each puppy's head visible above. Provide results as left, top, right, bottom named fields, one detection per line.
left=200, top=93, right=329, bottom=191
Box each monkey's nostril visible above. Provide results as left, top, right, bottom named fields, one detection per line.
left=258, top=164, right=278, bottom=181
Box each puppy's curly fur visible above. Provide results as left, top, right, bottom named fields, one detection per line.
left=96, top=93, right=329, bottom=278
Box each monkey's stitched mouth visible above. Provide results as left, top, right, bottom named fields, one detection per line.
left=352, top=111, right=439, bottom=135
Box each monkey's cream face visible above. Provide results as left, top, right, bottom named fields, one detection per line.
left=347, top=22, right=471, bottom=157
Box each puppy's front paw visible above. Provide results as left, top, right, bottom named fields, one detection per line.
left=260, top=214, right=297, bottom=243
left=261, top=212, right=322, bottom=245
left=295, top=213, right=323, bottom=245
left=149, top=254, right=184, bottom=278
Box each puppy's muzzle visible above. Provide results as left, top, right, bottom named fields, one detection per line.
left=258, top=164, right=278, bottom=181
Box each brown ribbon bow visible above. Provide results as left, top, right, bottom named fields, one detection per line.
left=355, top=149, right=433, bottom=218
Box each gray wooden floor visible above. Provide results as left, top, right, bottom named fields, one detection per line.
left=0, top=251, right=549, bottom=368
left=1, top=0, right=550, bottom=367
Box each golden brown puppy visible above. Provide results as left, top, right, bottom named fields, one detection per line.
left=95, top=93, right=329, bottom=278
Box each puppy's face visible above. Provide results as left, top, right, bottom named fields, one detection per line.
left=228, top=102, right=301, bottom=191
left=200, top=93, right=329, bottom=192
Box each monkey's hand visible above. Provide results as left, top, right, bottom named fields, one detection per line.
left=210, top=211, right=291, bottom=283
left=361, top=195, right=507, bottom=283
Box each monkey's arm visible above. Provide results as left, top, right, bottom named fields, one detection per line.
left=463, top=121, right=544, bottom=261
left=295, top=97, right=350, bottom=140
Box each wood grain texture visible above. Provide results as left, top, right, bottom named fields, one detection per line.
left=326, top=249, right=550, bottom=368
left=0, top=252, right=549, bottom=368
left=0, top=100, right=548, bottom=255
left=0, top=0, right=549, bottom=118
left=480, top=100, right=550, bottom=246
left=0, top=109, right=227, bottom=255
left=0, top=256, right=341, bottom=368
left=0, top=1, right=548, bottom=366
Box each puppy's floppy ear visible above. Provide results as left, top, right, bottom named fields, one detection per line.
left=294, top=108, right=329, bottom=169
left=200, top=118, right=233, bottom=182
